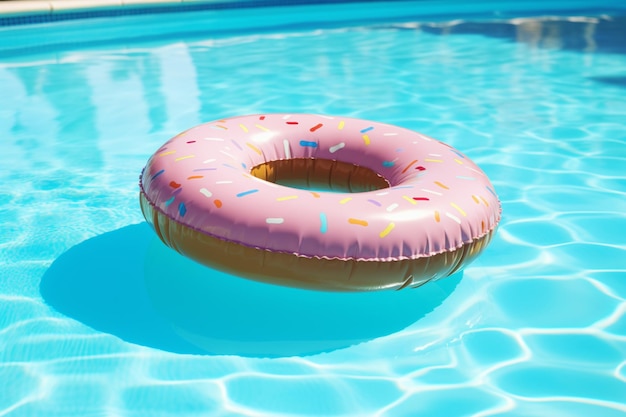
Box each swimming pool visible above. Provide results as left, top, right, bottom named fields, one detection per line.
left=1, top=0, right=625, bottom=415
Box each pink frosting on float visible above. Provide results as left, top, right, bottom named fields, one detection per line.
left=140, top=114, right=501, bottom=261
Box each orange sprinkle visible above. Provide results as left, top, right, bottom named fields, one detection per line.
left=401, top=159, right=418, bottom=174
left=214, top=199, right=222, bottom=208
left=215, top=125, right=228, bottom=130
left=348, top=218, right=368, bottom=226
left=434, top=181, right=449, bottom=189
left=311, top=192, right=320, bottom=198
left=434, top=211, right=441, bottom=222
left=310, top=123, right=323, bottom=132
left=187, top=175, right=203, bottom=180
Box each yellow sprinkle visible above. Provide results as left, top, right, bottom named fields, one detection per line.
left=402, top=195, right=417, bottom=205
left=255, top=124, right=270, bottom=132
left=454, top=158, right=464, bottom=164
left=338, top=120, right=345, bottom=130
left=434, top=211, right=441, bottom=222
left=379, top=222, right=395, bottom=238
left=362, top=134, right=370, bottom=145
left=425, top=159, right=443, bottom=163
left=434, top=181, right=449, bottom=189
left=277, top=195, right=298, bottom=201
left=175, top=155, right=195, bottom=162
left=472, top=195, right=480, bottom=204
left=239, top=124, right=249, bottom=133
left=451, top=202, right=467, bottom=216
left=339, top=197, right=352, bottom=204
left=480, top=196, right=490, bottom=207
left=158, top=151, right=175, bottom=157
left=348, top=218, right=368, bottom=226
left=246, top=142, right=262, bottom=155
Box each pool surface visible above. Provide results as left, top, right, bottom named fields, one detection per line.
left=1, top=1, right=625, bottom=416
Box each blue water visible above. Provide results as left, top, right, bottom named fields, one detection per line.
left=1, top=1, right=626, bottom=416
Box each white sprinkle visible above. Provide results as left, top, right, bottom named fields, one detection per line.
left=282, top=114, right=291, bottom=119
left=428, top=153, right=441, bottom=157
left=199, top=188, right=212, bottom=198
left=383, top=132, right=398, bottom=136
left=203, top=158, right=216, bottom=164
left=329, top=142, right=345, bottom=153
left=465, top=166, right=483, bottom=174
left=283, top=139, right=291, bottom=159
left=319, top=115, right=335, bottom=120
left=266, top=218, right=284, bottom=224
left=376, top=191, right=389, bottom=196
left=446, top=212, right=461, bottom=224
left=203, top=137, right=224, bottom=141
left=386, top=203, right=399, bottom=212
left=421, top=188, right=443, bottom=196
left=216, top=181, right=232, bottom=184
left=220, top=150, right=236, bottom=160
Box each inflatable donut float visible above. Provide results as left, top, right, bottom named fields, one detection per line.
left=139, top=114, right=501, bottom=291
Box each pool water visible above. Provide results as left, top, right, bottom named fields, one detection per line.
left=1, top=1, right=625, bottom=416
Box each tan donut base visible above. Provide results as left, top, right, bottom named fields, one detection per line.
left=140, top=191, right=495, bottom=292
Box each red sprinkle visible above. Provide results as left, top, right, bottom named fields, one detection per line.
left=186, top=140, right=196, bottom=144
left=169, top=181, right=181, bottom=188
left=415, top=166, right=426, bottom=171
left=413, top=197, right=430, bottom=201
left=310, top=123, right=323, bottom=132
left=259, top=116, right=266, bottom=120
left=286, top=121, right=299, bottom=125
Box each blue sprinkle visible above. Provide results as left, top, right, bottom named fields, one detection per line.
left=231, top=139, right=243, bottom=151
left=299, top=140, right=318, bottom=148
left=178, top=202, right=187, bottom=217
left=236, top=189, right=259, bottom=198
left=486, top=186, right=497, bottom=196
left=193, top=168, right=217, bottom=171
left=151, top=169, right=165, bottom=181
left=320, top=212, right=328, bottom=234
left=450, top=148, right=465, bottom=158
left=241, top=162, right=247, bottom=169
left=456, top=175, right=476, bottom=180
left=165, top=196, right=175, bottom=206
left=382, top=161, right=395, bottom=167
left=360, top=126, right=374, bottom=133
